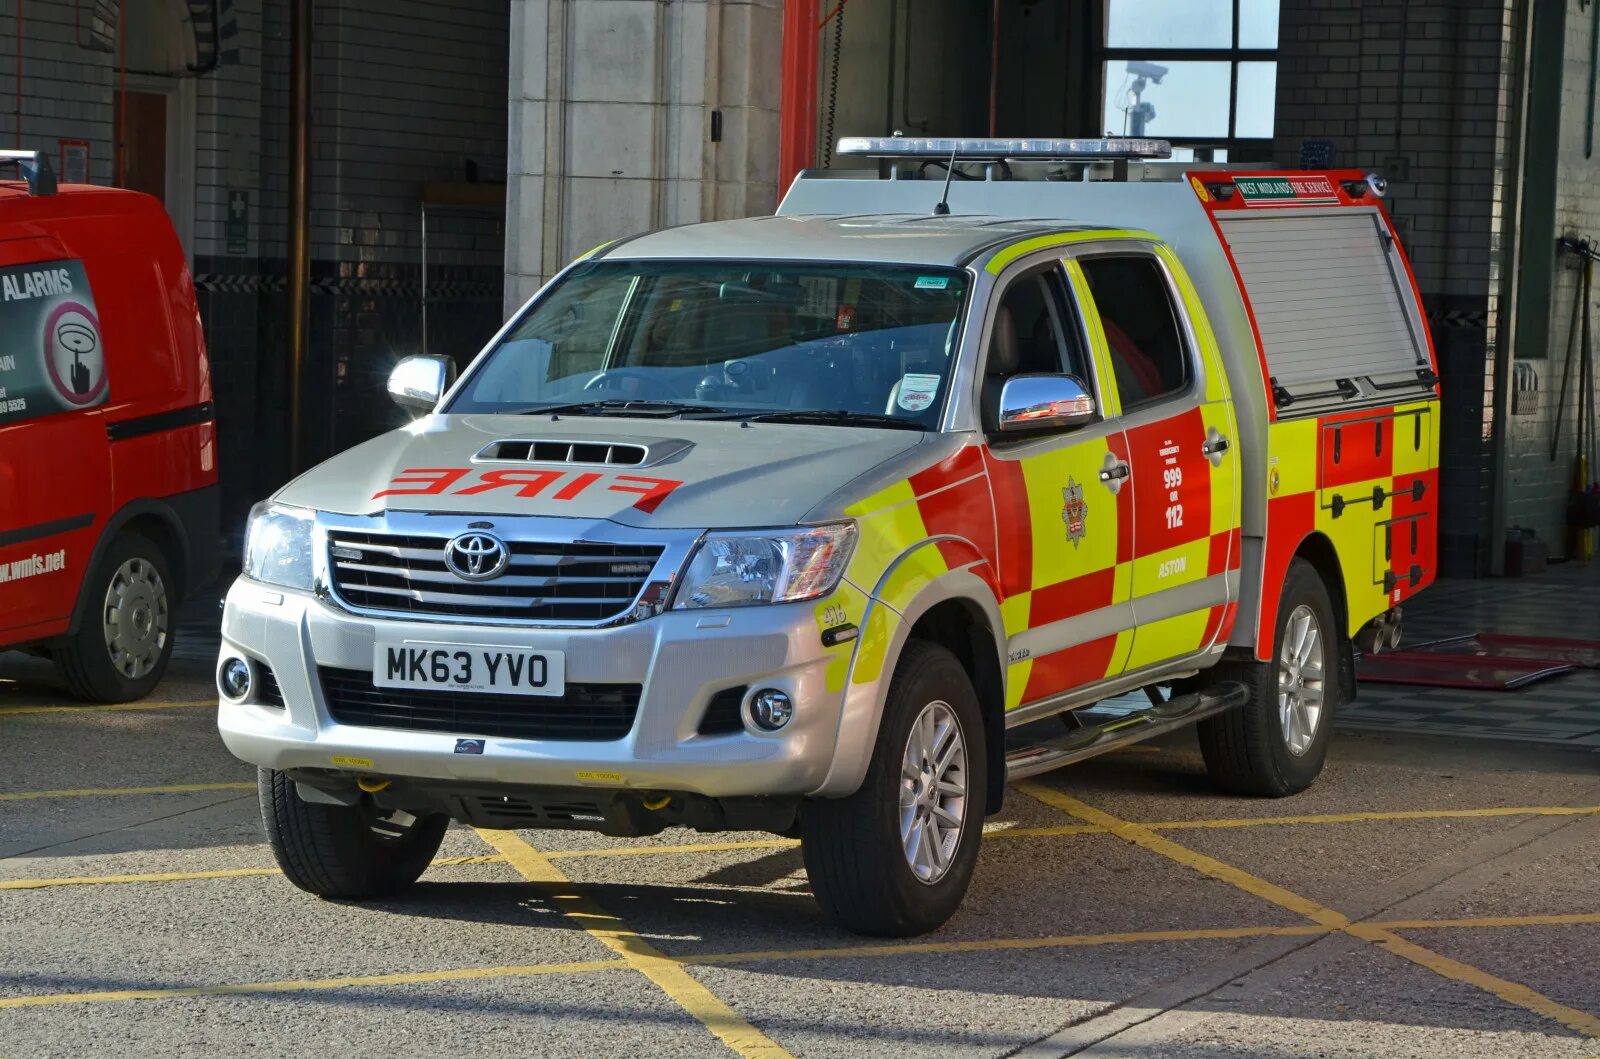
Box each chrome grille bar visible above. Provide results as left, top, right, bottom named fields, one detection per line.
left=327, top=530, right=665, bottom=623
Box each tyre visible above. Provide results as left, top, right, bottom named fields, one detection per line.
left=53, top=531, right=176, bottom=703
left=1198, top=558, right=1339, bottom=796
left=259, top=769, right=448, bottom=899
left=801, top=640, right=987, bottom=937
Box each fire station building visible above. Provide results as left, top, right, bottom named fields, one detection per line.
left=1, top=0, right=1595, bottom=579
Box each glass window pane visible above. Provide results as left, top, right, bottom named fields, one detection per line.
left=1235, top=62, right=1277, bottom=138
left=1238, top=0, right=1281, bottom=48
left=1102, top=61, right=1232, bottom=139
left=1106, top=0, right=1232, bottom=48
left=1079, top=256, right=1191, bottom=408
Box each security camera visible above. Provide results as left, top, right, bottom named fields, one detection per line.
left=1126, top=61, right=1169, bottom=83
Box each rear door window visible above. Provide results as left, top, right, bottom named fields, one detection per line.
left=1078, top=255, right=1191, bottom=409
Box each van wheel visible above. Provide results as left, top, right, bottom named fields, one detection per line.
left=1199, top=559, right=1339, bottom=796
left=800, top=640, right=986, bottom=937
left=54, top=532, right=175, bottom=703
left=260, top=769, right=448, bottom=899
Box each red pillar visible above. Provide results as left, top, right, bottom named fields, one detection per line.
left=779, top=0, right=820, bottom=197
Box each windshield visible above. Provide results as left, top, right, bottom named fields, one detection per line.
left=446, top=260, right=971, bottom=426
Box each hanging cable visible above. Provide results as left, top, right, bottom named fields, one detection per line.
left=821, top=1, right=844, bottom=167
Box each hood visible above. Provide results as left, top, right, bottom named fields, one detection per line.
left=274, top=414, right=925, bottom=529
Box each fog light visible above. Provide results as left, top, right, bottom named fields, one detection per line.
left=748, top=688, right=793, bottom=732
left=219, top=656, right=252, bottom=701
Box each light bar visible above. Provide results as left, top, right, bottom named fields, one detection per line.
left=836, top=136, right=1172, bottom=161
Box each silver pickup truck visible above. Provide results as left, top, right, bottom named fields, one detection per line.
left=218, top=138, right=1438, bottom=936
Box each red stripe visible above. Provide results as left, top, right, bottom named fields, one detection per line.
left=1023, top=635, right=1119, bottom=702
left=982, top=446, right=1033, bottom=597
left=1257, top=492, right=1317, bottom=659
left=1028, top=566, right=1117, bottom=628
left=1207, top=527, right=1240, bottom=576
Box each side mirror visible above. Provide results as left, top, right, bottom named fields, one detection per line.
left=994, top=373, right=1097, bottom=434
left=387, top=354, right=456, bottom=414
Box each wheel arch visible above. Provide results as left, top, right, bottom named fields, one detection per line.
left=66, top=498, right=192, bottom=637
left=1283, top=532, right=1356, bottom=706
left=903, top=595, right=1008, bottom=816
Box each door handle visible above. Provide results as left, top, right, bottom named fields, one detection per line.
left=1202, top=430, right=1230, bottom=466
left=1099, top=463, right=1130, bottom=482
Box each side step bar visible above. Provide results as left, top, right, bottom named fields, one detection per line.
left=1004, top=681, right=1249, bottom=781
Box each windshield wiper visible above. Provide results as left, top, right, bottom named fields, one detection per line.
left=736, top=409, right=926, bottom=431
left=507, top=399, right=731, bottom=418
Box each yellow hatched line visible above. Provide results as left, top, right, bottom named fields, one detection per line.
left=0, top=699, right=213, bottom=718
left=3, top=914, right=1594, bottom=1012
left=1016, top=782, right=1600, bottom=1039
left=476, top=828, right=793, bottom=1059
left=0, top=958, right=629, bottom=1010
left=0, top=782, right=253, bottom=802
left=0, top=855, right=499, bottom=891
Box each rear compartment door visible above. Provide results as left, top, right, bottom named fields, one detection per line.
left=0, top=240, right=113, bottom=640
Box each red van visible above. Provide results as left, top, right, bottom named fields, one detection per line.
left=0, top=150, right=219, bottom=701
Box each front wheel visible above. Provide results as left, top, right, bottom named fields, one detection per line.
left=801, top=640, right=987, bottom=937
left=1198, top=558, right=1339, bottom=796
left=53, top=531, right=175, bottom=703
left=260, top=769, right=448, bottom=899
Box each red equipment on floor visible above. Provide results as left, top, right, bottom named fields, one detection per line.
left=1355, top=633, right=1600, bottom=690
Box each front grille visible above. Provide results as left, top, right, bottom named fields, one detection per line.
left=327, top=531, right=664, bottom=622
left=698, top=686, right=748, bottom=735
left=257, top=665, right=285, bottom=708
left=320, top=667, right=641, bottom=741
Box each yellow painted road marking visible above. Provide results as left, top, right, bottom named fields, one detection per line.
left=0, top=699, right=213, bottom=718
left=1145, top=805, right=1600, bottom=830
left=0, top=958, right=629, bottom=1010
left=0, top=782, right=253, bottom=802
left=477, top=828, right=793, bottom=1059
left=1016, top=782, right=1600, bottom=1039
left=2, top=911, right=1596, bottom=1011
left=683, top=924, right=1329, bottom=966
left=0, top=854, right=499, bottom=891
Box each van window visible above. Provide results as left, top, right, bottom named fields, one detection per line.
left=1079, top=255, right=1191, bottom=408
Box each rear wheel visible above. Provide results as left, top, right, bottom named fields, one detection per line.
left=801, top=640, right=986, bottom=936
left=54, top=532, right=175, bottom=703
left=1199, top=559, right=1338, bottom=796
left=260, top=769, right=448, bottom=899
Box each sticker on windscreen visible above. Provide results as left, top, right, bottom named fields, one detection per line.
left=914, top=275, right=950, bottom=290
left=896, top=373, right=941, bottom=412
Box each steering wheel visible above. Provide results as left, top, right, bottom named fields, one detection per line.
left=583, top=369, right=675, bottom=399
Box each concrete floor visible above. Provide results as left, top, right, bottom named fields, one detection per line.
left=2, top=642, right=1598, bottom=1058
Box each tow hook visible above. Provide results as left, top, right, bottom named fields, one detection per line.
left=356, top=776, right=391, bottom=794
left=642, top=794, right=672, bottom=811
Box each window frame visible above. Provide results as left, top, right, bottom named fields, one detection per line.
left=1098, top=0, right=1278, bottom=159
left=1074, top=248, right=1200, bottom=414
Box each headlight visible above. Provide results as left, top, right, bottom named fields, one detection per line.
left=243, top=501, right=315, bottom=590
left=673, top=523, right=857, bottom=609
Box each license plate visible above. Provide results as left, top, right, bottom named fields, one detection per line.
left=373, top=642, right=565, bottom=696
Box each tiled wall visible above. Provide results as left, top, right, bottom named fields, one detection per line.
left=0, top=1, right=116, bottom=184
left=1503, top=0, right=1600, bottom=556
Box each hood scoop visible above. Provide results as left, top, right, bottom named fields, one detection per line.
left=474, top=436, right=692, bottom=468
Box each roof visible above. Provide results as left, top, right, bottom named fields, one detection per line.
left=601, top=213, right=1114, bottom=268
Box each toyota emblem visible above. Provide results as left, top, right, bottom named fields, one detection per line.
left=444, top=532, right=510, bottom=581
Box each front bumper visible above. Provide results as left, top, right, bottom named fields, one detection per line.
left=216, top=576, right=869, bottom=800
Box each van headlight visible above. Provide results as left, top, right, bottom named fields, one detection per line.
left=243, top=502, right=315, bottom=590
left=673, top=523, right=857, bottom=609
